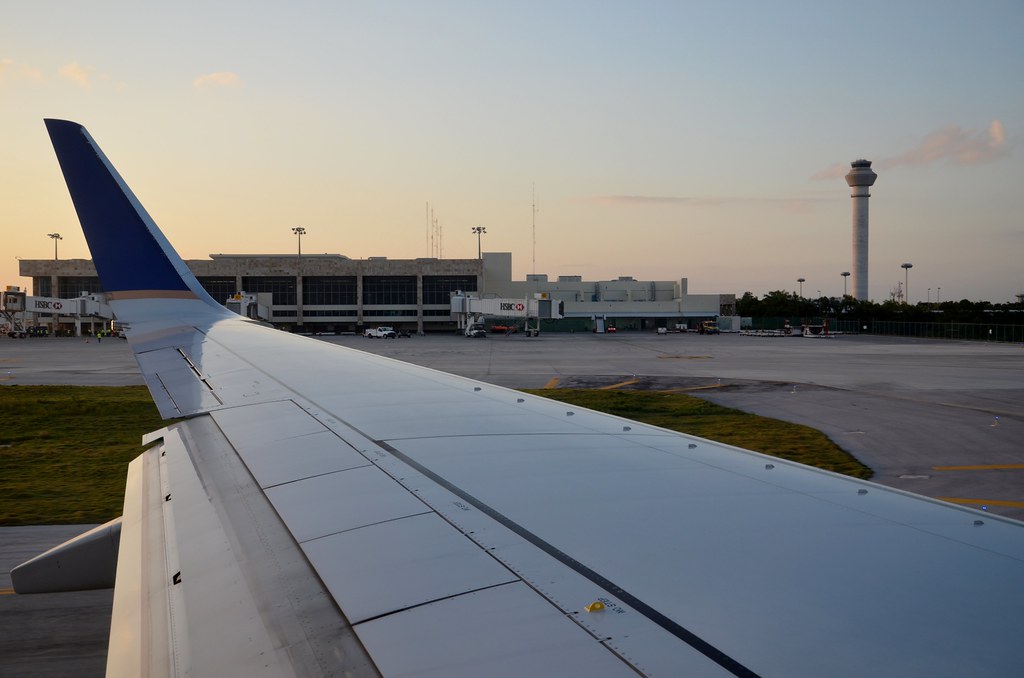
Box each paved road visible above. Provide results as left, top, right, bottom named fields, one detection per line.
left=0, top=526, right=111, bottom=678
left=0, top=335, right=142, bottom=386
left=2, top=331, right=1022, bottom=676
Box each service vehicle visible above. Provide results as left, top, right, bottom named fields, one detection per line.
left=363, top=326, right=397, bottom=338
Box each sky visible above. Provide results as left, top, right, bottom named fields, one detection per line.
left=1, top=1, right=1022, bottom=303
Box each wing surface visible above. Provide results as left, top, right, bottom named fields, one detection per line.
left=26, top=120, right=1024, bottom=677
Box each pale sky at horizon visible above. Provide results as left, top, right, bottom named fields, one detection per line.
left=2, top=1, right=1022, bottom=302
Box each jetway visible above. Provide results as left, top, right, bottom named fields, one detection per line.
left=225, top=292, right=271, bottom=322
left=450, top=292, right=563, bottom=337
left=1, top=288, right=114, bottom=337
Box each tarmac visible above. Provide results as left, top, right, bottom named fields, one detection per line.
left=2, top=331, right=1022, bottom=675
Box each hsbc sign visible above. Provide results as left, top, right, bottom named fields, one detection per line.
left=454, top=296, right=557, bottom=319
left=28, top=296, right=72, bottom=314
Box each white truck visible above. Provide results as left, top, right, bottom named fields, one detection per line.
left=363, top=326, right=397, bottom=339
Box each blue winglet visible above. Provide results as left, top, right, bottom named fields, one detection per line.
left=45, top=119, right=219, bottom=306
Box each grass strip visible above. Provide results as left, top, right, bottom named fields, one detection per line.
left=523, top=388, right=872, bottom=479
left=0, top=385, right=166, bottom=526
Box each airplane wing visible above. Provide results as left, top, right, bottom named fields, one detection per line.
left=14, top=119, right=1024, bottom=677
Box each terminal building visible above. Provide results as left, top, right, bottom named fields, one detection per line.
left=17, top=252, right=735, bottom=334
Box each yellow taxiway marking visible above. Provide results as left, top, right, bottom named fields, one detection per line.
left=0, top=588, right=15, bottom=595
left=933, top=464, right=1024, bottom=471
left=542, top=377, right=561, bottom=389
left=939, top=497, right=1024, bottom=509
left=598, top=379, right=640, bottom=390
left=667, top=384, right=725, bottom=393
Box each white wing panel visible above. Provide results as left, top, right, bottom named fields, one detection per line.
left=211, top=402, right=371, bottom=488
left=243, top=429, right=371, bottom=488
left=354, top=582, right=643, bottom=678
left=212, top=400, right=326, bottom=442
left=310, top=386, right=638, bottom=441
left=303, top=512, right=518, bottom=623
left=381, top=429, right=1024, bottom=677
left=134, top=346, right=222, bottom=416
left=323, top=400, right=555, bottom=440
left=265, top=465, right=430, bottom=543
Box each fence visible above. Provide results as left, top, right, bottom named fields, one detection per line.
left=832, top=319, right=1024, bottom=343
left=746, top=317, right=1023, bottom=343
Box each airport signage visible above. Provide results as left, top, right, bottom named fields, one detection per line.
left=33, top=300, right=63, bottom=311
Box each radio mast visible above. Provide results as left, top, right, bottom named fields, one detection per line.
left=531, top=183, right=538, bottom=275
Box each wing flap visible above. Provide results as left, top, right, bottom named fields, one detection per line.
left=107, top=438, right=173, bottom=676
left=109, top=420, right=380, bottom=677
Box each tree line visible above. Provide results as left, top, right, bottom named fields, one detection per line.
left=736, top=290, right=1024, bottom=323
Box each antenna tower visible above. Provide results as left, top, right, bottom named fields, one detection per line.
left=531, top=183, right=538, bottom=274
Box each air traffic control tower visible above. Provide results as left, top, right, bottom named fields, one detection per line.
left=845, top=159, right=877, bottom=300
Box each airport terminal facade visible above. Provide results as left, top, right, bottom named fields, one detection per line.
left=19, top=252, right=735, bottom=334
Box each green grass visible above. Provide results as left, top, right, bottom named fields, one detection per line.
left=523, top=388, right=872, bottom=479
left=0, top=385, right=167, bottom=526
left=0, top=384, right=870, bottom=526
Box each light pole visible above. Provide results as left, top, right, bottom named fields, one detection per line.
left=841, top=271, right=850, bottom=297
left=928, top=288, right=931, bottom=304
left=901, top=263, right=913, bottom=304
left=797, top=278, right=805, bottom=298
left=292, top=227, right=306, bottom=327
left=471, top=226, right=487, bottom=260
left=47, top=232, right=62, bottom=260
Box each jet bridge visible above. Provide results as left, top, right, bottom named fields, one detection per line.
left=450, top=292, right=563, bottom=337
left=1, top=288, right=114, bottom=337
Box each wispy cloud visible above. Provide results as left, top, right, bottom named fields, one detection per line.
left=593, top=195, right=698, bottom=205
left=811, top=120, right=1008, bottom=180
left=0, top=58, right=45, bottom=84
left=882, top=120, right=1006, bottom=168
left=809, top=162, right=850, bottom=181
left=58, top=61, right=93, bottom=88
left=193, top=71, right=241, bottom=88
left=587, top=195, right=831, bottom=212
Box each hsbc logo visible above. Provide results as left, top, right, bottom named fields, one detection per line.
left=33, top=300, right=63, bottom=311
left=500, top=302, right=525, bottom=311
